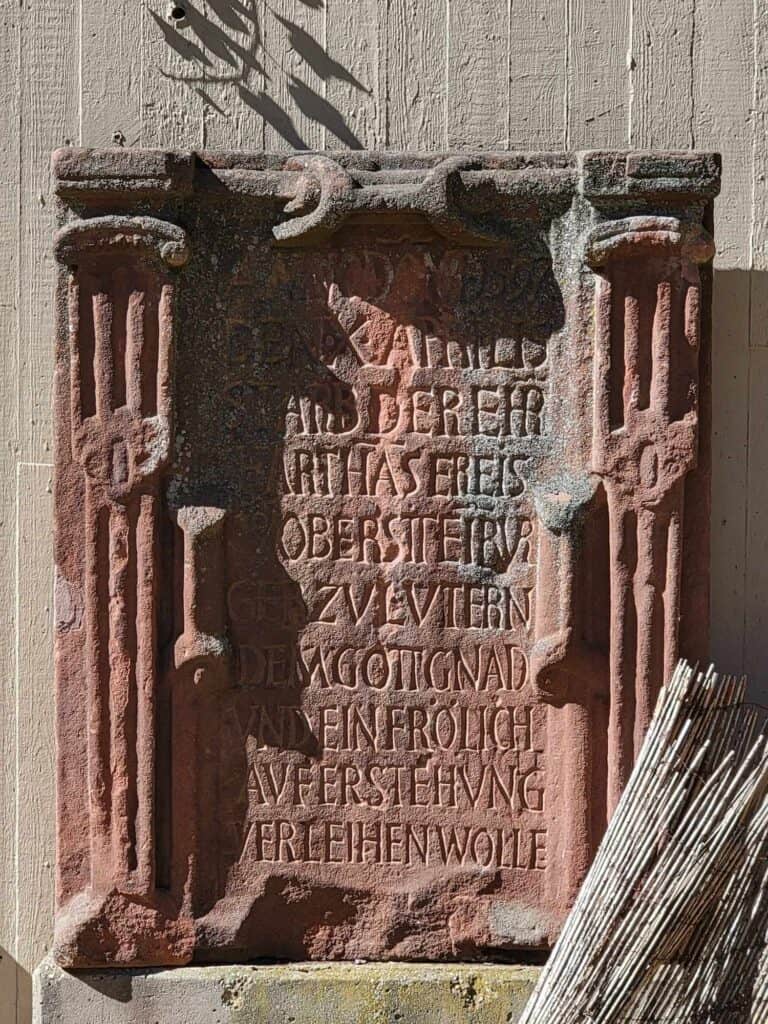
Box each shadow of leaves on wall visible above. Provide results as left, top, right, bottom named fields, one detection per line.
left=150, top=0, right=368, bottom=149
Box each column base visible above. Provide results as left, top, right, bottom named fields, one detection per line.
left=34, top=957, right=540, bottom=1023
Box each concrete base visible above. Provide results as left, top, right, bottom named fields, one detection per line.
left=34, top=957, right=540, bottom=1024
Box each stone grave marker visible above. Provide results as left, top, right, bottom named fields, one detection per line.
left=49, top=149, right=718, bottom=969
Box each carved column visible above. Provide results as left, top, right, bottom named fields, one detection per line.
left=54, top=217, right=189, bottom=913
left=530, top=478, right=609, bottom=903
left=586, top=216, right=714, bottom=812
left=172, top=506, right=231, bottom=916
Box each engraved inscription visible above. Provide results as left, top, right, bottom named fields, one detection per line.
left=225, top=243, right=551, bottom=875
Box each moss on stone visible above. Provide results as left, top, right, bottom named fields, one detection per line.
left=224, top=963, right=539, bottom=1024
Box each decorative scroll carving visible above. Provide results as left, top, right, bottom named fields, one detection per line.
left=275, top=155, right=531, bottom=246
left=586, top=216, right=715, bottom=811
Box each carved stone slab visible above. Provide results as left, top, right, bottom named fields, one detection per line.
left=51, top=148, right=719, bottom=967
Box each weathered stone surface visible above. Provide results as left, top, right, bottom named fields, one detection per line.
left=51, top=149, right=719, bottom=967
left=34, top=958, right=540, bottom=1024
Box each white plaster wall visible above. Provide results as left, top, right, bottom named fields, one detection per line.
left=0, top=1, right=765, bottom=1020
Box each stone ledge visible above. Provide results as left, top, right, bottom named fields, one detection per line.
left=51, top=146, right=721, bottom=203
left=34, top=957, right=540, bottom=1024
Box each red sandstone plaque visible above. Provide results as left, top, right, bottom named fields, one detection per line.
left=51, top=149, right=719, bottom=966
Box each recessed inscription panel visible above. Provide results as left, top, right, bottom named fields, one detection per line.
left=188, top=232, right=565, bottom=958
left=202, top=233, right=562, bottom=957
